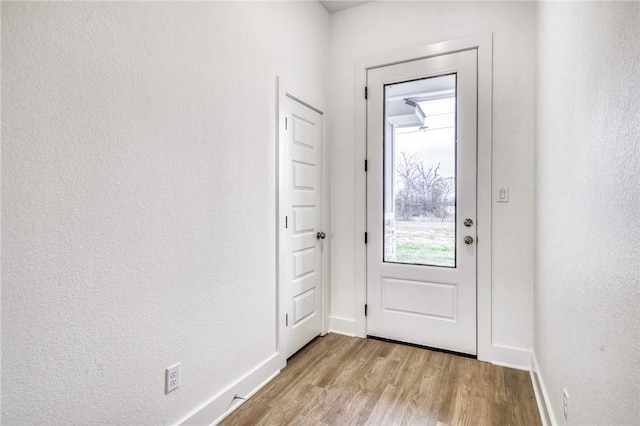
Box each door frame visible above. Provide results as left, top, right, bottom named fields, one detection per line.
left=354, top=33, right=494, bottom=362
left=276, top=77, right=330, bottom=365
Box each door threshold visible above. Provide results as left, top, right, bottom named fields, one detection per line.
left=366, top=335, right=477, bottom=360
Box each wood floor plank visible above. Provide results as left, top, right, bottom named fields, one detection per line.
left=387, top=348, right=437, bottom=424
left=329, top=355, right=399, bottom=425
left=219, top=335, right=542, bottom=426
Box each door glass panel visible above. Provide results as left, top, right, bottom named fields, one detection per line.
left=383, top=74, right=456, bottom=267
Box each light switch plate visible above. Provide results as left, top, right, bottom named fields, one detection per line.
left=497, top=186, right=509, bottom=203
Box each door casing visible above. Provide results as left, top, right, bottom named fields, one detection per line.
left=354, top=34, right=494, bottom=362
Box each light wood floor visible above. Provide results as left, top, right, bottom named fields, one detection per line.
left=220, top=334, right=541, bottom=426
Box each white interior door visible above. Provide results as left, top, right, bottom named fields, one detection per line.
left=281, top=95, right=324, bottom=359
left=366, top=50, right=478, bottom=355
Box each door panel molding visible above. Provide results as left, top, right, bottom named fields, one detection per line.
left=353, top=33, right=500, bottom=364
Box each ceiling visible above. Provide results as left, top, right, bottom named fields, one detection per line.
left=319, top=1, right=374, bottom=14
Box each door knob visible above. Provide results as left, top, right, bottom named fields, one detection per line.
left=316, top=231, right=326, bottom=240
left=464, top=236, right=474, bottom=244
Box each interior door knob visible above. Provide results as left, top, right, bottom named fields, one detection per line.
left=316, top=231, right=326, bottom=240
left=464, top=236, right=474, bottom=244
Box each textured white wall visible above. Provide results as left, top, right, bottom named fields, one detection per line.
left=534, top=2, right=640, bottom=424
left=329, top=2, right=536, bottom=352
left=1, top=2, right=328, bottom=424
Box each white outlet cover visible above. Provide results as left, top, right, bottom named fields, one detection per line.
left=166, top=363, right=180, bottom=394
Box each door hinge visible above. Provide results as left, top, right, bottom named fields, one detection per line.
left=285, top=313, right=289, bottom=327
left=285, top=117, right=288, bottom=130
left=365, top=304, right=368, bottom=317
left=285, top=215, right=288, bottom=229
left=364, top=232, right=368, bottom=244
left=364, top=86, right=368, bottom=100
left=364, top=159, right=368, bottom=172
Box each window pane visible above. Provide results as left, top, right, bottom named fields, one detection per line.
left=383, top=74, right=456, bottom=267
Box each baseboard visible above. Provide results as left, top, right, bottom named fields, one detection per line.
left=328, top=315, right=357, bottom=337
left=484, top=344, right=531, bottom=371
left=531, top=352, right=556, bottom=426
left=178, top=353, right=284, bottom=426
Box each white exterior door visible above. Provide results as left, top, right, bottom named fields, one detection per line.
left=281, top=95, right=324, bottom=359
left=366, top=50, right=478, bottom=355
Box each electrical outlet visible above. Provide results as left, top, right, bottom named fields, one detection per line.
left=563, top=388, right=570, bottom=424
left=165, top=363, right=180, bottom=394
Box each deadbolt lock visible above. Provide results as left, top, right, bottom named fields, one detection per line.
left=464, top=218, right=473, bottom=227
